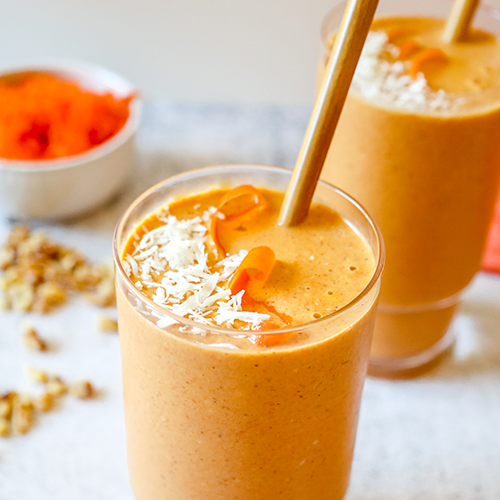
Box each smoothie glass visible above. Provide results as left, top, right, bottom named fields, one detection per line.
left=320, top=1, right=500, bottom=377
left=113, top=165, right=384, bottom=500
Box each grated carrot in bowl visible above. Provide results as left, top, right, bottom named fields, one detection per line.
left=0, top=71, right=133, bottom=161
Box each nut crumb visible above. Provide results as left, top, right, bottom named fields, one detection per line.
left=0, top=392, right=16, bottom=419
left=0, top=376, right=96, bottom=436
left=0, top=225, right=116, bottom=313
left=46, top=376, right=68, bottom=397
left=12, top=394, right=35, bottom=434
left=24, top=365, right=49, bottom=383
left=22, top=324, right=48, bottom=351
left=85, top=264, right=115, bottom=307
left=0, top=417, right=10, bottom=436
left=32, top=281, right=66, bottom=313
left=34, top=392, right=55, bottom=412
left=70, top=380, right=95, bottom=399
left=98, top=316, right=118, bottom=332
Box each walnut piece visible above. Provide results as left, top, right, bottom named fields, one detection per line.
left=0, top=417, right=10, bottom=437
left=24, top=365, right=49, bottom=383
left=32, top=282, right=66, bottom=313
left=34, top=392, right=55, bottom=412
left=1, top=374, right=96, bottom=437
left=0, top=393, right=17, bottom=438
left=22, top=325, right=48, bottom=351
left=46, top=376, right=68, bottom=397
left=85, top=264, right=115, bottom=307
left=98, top=316, right=118, bottom=332
left=0, top=392, right=16, bottom=419
left=70, top=381, right=95, bottom=399
left=12, top=394, right=35, bottom=434
left=0, top=225, right=116, bottom=313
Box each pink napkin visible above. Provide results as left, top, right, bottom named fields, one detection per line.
left=482, top=193, right=500, bottom=274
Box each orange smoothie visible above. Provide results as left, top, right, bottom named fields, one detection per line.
left=321, top=13, right=500, bottom=375
left=114, top=165, right=384, bottom=500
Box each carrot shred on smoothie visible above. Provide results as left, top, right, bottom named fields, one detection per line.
left=397, top=40, right=422, bottom=60
left=210, top=185, right=268, bottom=254
left=410, top=48, right=448, bottom=78
left=385, top=27, right=413, bottom=43
left=228, top=246, right=297, bottom=346
left=229, top=246, right=276, bottom=295
left=248, top=322, right=294, bottom=347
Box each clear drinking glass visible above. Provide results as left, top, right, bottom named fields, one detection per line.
left=320, top=1, right=500, bottom=377
left=113, top=164, right=384, bottom=500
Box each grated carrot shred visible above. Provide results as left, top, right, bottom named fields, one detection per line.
left=385, top=27, right=413, bottom=43
left=397, top=40, right=422, bottom=60
left=248, top=323, right=294, bottom=348
left=410, top=48, right=448, bottom=79
left=0, top=71, right=133, bottom=161
left=229, top=246, right=276, bottom=296
left=210, top=185, right=268, bottom=255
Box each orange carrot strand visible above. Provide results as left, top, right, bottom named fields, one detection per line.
left=211, top=185, right=268, bottom=254
left=228, top=246, right=294, bottom=347
left=248, top=321, right=294, bottom=347
left=229, top=246, right=276, bottom=295
left=248, top=329, right=294, bottom=348
left=410, top=48, right=448, bottom=79
left=385, top=27, right=413, bottom=43
left=397, top=40, right=422, bottom=60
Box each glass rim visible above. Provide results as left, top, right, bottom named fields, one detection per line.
left=113, top=164, right=385, bottom=336
left=320, top=1, right=500, bottom=101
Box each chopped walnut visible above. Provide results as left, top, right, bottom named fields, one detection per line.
left=46, top=376, right=68, bottom=397
left=98, top=316, right=118, bottom=332
left=22, top=324, right=48, bottom=351
left=0, top=225, right=116, bottom=312
left=0, top=417, right=10, bottom=437
left=1, top=374, right=96, bottom=436
left=0, top=392, right=16, bottom=419
left=24, top=365, right=49, bottom=383
left=59, top=251, right=85, bottom=273
left=5, top=281, right=35, bottom=311
left=7, top=225, right=29, bottom=248
left=34, top=392, right=55, bottom=412
left=0, top=246, right=16, bottom=270
left=70, top=380, right=95, bottom=399
left=12, top=394, right=35, bottom=434
left=32, top=281, right=66, bottom=313
left=85, top=263, right=116, bottom=307
left=73, top=264, right=102, bottom=290
left=0, top=393, right=15, bottom=437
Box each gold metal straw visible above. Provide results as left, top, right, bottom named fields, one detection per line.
left=278, top=0, right=379, bottom=227
left=443, top=0, right=479, bottom=43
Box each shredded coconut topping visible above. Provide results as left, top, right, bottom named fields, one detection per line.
left=125, top=209, right=271, bottom=329
left=353, top=31, right=455, bottom=111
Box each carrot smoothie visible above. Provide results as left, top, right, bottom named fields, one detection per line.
left=321, top=9, right=500, bottom=375
left=113, top=165, right=384, bottom=500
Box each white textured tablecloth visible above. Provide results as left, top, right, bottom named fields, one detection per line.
left=1, top=102, right=499, bottom=500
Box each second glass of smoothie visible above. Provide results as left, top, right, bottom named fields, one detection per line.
left=114, top=164, right=384, bottom=500
left=320, top=0, right=500, bottom=377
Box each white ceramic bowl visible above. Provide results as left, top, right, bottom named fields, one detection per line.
left=0, top=59, right=141, bottom=220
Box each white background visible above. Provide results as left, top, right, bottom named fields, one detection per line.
left=0, top=0, right=470, bottom=105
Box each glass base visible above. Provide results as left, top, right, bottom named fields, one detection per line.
left=368, top=325, right=455, bottom=378
left=367, top=294, right=461, bottom=378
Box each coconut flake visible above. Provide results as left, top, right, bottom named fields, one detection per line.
left=353, top=31, right=456, bottom=111
left=124, top=211, right=268, bottom=329
left=126, top=255, right=139, bottom=276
